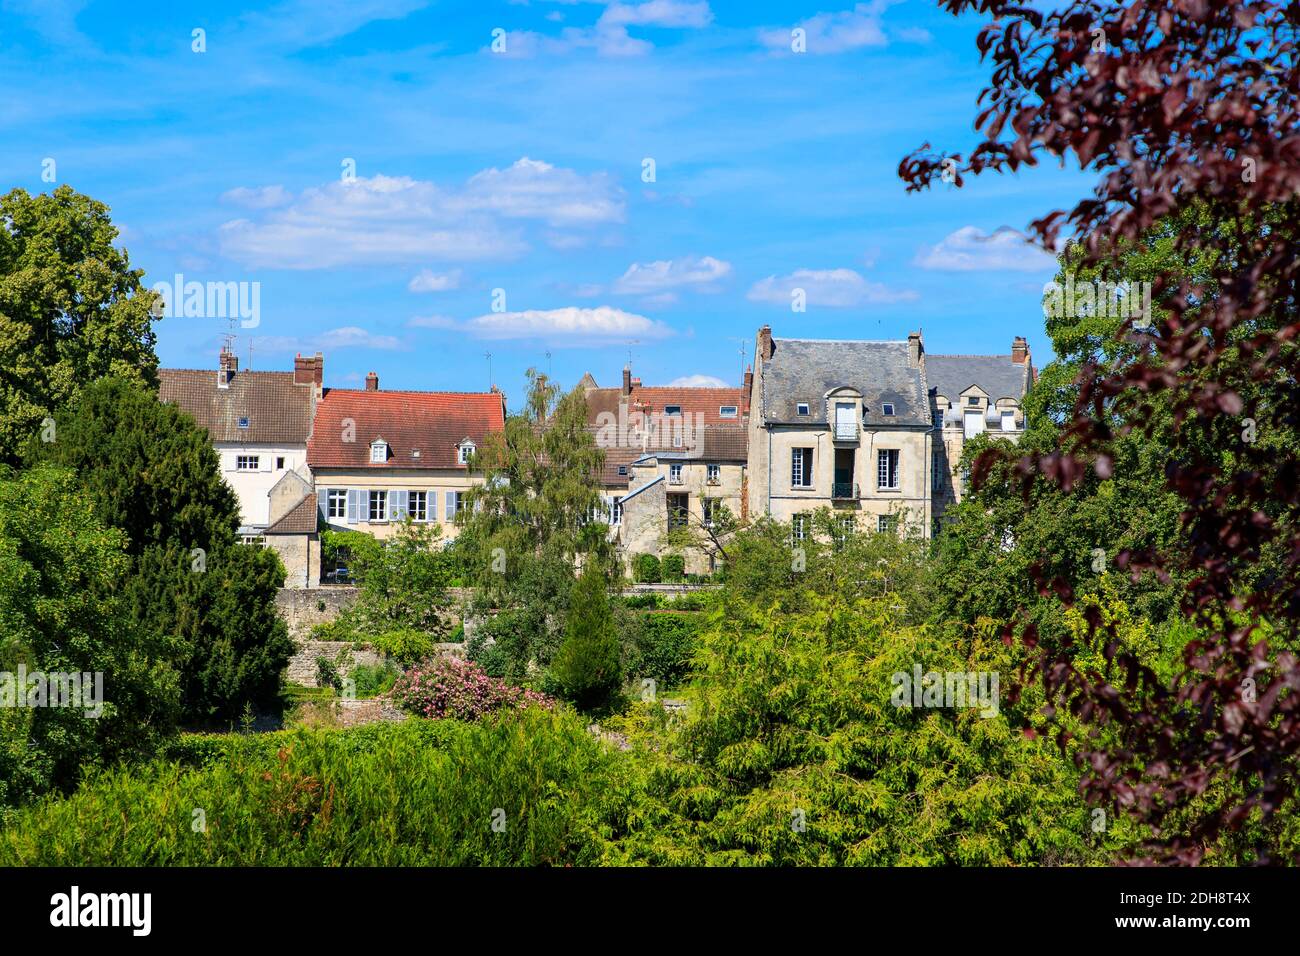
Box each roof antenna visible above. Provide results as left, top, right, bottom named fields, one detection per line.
left=484, top=351, right=493, bottom=389
left=545, top=350, right=552, bottom=380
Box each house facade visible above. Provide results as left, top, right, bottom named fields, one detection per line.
left=159, top=349, right=323, bottom=586
left=583, top=366, right=749, bottom=575
left=926, top=336, right=1036, bottom=519
left=308, top=372, right=506, bottom=545
left=746, top=327, right=935, bottom=539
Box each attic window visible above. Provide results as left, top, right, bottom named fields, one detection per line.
left=719, top=406, right=738, bottom=418
left=882, top=403, right=895, bottom=416
left=617, top=465, right=628, bottom=476
left=458, top=441, right=475, bottom=464
left=967, top=396, right=980, bottom=406
left=797, top=403, right=810, bottom=416
left=237, top=417, right=250, bottom=429
left=411, top=449, right=421, bottom=459
left=664, top=405, right=682, bottom=416
left=369, top=440, right=388, bottom=464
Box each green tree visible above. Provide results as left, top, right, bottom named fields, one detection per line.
left=551, top=565, right=622, bottom=712
left=458, top=371, right=611, bottom=681
left=24, top=377, right=293, bottom=725
left=0, top=465, right=179, bottom=809
left=0, top=186, right=159, bottom=464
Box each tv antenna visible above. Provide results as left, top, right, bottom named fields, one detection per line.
left=484, top=351, right=493, bottom=388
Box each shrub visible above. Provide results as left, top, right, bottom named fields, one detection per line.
left=627, top=612, right=701, bottom=688
left=315, top=657, right=342, bottom=693
left=391, top=657, right=553, bottom=721
left=661, top=554, right=686, bottom=582
left=358, top=629, right=437, bottom=667
left=551, top=566, right=623, bottom=712
left=632, top=553, right=660, bottom=584
left=349, top=661, right=400, bottom=699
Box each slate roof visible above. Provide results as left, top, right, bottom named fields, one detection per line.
left=761, top=338, right=930, bottom=427
left=308, top=389, right=505, bottom=470
left=158, top=369, right=315, bottom=444
left=266, top=493, right=318, bottom=534
left=926, top=355, right=1032, bottom=404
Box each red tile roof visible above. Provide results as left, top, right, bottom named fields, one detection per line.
left=308, top=388, right=505, bottom=470
left=623, top=385, right=746, bottom=424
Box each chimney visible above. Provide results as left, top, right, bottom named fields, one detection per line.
left=907, top=331, right=923, bottom=367
left=742, top=366, right=753, bottom=415
left=1011, top=336, right=1029, bottom=365
left=622, top=365, right=632, bottom=396
left=218, top=347, right=238, bottom=389
left=294, top=351, right=323, bottom=390
left=757, top=325, right=774, bottom=361
left=365, top=371, right=379, bottom=391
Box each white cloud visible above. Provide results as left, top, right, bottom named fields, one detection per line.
left=759, top=1, right=892, bottom=54
left=218, top=160, right=624, bottom=269
left=408, top=269, right=462, bottom=292
left=253, top=325, right=405, bottom=353
left=667, top=374, right=728, bottom=387
left=410, top=306, right=674, bottom=343
left=496, top=1, right=712, bottom=57
left=612, top=255, right=731, bottom=294
left=221, top=185, right=293, bottom=209
left=601, top=1, right=713, bottom=29
left=746, top=268, right=918, bottom=307
left=913, top=226, right=1058, bottom=272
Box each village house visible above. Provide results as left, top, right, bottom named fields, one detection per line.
left=745, top=326, right=935, bottom=539
left=307, top=372, right=506, bottom=547
left=583, top=366, right=749, bottom=576
left=159, top=348, right=323, bottom=587
left=926, top=337, right=1036, bottom=520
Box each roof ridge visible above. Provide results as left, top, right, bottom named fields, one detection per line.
left=323, top=388, right=501, bottom=397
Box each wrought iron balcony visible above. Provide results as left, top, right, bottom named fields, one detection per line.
left=832, top=422, right=859, bottom=441
left=831, top=481, right=859, bottom=500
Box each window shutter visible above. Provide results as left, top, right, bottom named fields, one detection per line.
left=346, top=489, right=360, bottom=524
left=259, top=454, right=272, bottom=472
left=317, top=492, right=328, bottom=523
left=223, top=451, right=238, bottom=472
left=428, top=491, right=438, bottom=522
left=446, top=491, right=456, bottom=520
left=391, top=489, right=408, bottom=520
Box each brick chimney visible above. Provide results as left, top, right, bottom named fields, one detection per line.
left=631, top=377, right=641, bottom=388
left=1011, top=336, right=1030, bottom=365
left=757, top=325, right=774, bottom=361
left=294, top=351, right=323, bottom=390
left=742, top=366, right=753, bottom=415
left=218, top=347, right=238, bottom=389
left=365, top=371, right=379, bottom=391
left=622, top=365, right=632, bottom=396
left=907, top=331, right=923, bottom=367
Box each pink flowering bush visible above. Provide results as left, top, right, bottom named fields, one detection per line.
left=391, top=656, right=554, bottom=722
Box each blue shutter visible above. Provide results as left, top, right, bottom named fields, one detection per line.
left=428, top=491, right=437, bottom=522
left=445, top=491, right=456, bottom=520
left=317, top=491, right=328, bottom=523
left=346, top=489, right=360, bottom=524
left=391, top=489, right=408, bottom=520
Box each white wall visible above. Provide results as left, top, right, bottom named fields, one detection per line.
left=216, top=443, right=310, bottom=526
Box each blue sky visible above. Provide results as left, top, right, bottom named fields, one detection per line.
left=0, top=0, right=1089, bottom=401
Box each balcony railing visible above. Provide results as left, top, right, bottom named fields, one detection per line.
left=706, top=476, right=721, bottom=486
left=831, top=481, right=859, bottom=500
left=833, top=423, right=858, bottom=441
left=668, top=474, right=684, bottom=485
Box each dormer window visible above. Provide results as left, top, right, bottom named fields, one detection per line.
left=369, top=440, right=389, bottom=464
left=458, top=440, right=475, bottom=465
left=967, top=396, right=980, bottom=406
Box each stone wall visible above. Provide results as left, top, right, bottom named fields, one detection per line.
left=286, top=640, right=385, bottom=687
left=275, top=586, right=360, bottom=641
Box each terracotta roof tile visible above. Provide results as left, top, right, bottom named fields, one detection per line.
left=308, top=388, right=505, bottom=470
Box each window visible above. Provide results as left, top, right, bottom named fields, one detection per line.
left=706, top=463, right=720, bottom=483
left=931, top=452, right=944, bottom=491
left=240, top=534, right=266, bottom=547
left=833, top=515, right=854, bottom=551
left=327, top=489, right=347, bottom=519
left=459, top=442, right=475, bottom=464
left=702, top=497, right=720, bottom=528
left=236, top=455, right=259, bottom=471
left=796, top=403, right=810, bottom=416
left=877, top=449, right=900, bottom=490
left=276, top=456, right=285, bottom=469
left=611, top=497, right=623, bottom=526
left=454, top=492, right=468, bottom=515
left=791, top=447, right=813, bottom=488
left=669, top=463, right=683, bottom=484
left=368, top=490, right=387, bottom=521
left=792, top=514, right=809, bottom=541
left=967, top=396, right=980, bottom=406
left=719, top=405, right=738, bottom=418
left=409, top=491, right=427, bottom=522
left=237, top=417, right=250, bottom=429
left=664, top=405, right=682, bottom=416
left=933, top=410, right=944, bottom=429
left=370, top=441, right=388, bottom=464
left=617, top=465, right=628, bottom=476
left=877, top=515, right=896, bottom=534
left=667, top=493, right=689, bottom=531
left=1001, top=409, right=1016, bottom=431
left=882, top=403, right=895, bottom=416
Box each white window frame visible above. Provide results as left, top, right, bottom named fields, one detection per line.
left=664, top=405, right=682, bottom=416
left=792, top=514, right=809, bottom=541
left=881, top=403, right=895, bottom=416
left=367, top=490, right=387, bottom=522
left=706, top=463, right=720, bottom=483
left=327, top=488, right=347, bottom=519
left=877, top=449, right=900, bottom=490
left=236, top=455, right=260, bottom=471
left=669, top=463, right=684, bottom=484
left=611, top=496, right=623, bottom=526
left=791, top=447, right=813, bottom=488
left=796, top=403, right=810, bottom=416
left=370, top=441, right=387, bottom=464
left=877, top=515, right=895, bottom=534
left=409, top=490, right=428, bottom=522
left=458, top=442, right=475, bottom=465
left=719, top=405, right=738, bottom=418
left=1001, top=409, right=1016, bottom=431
